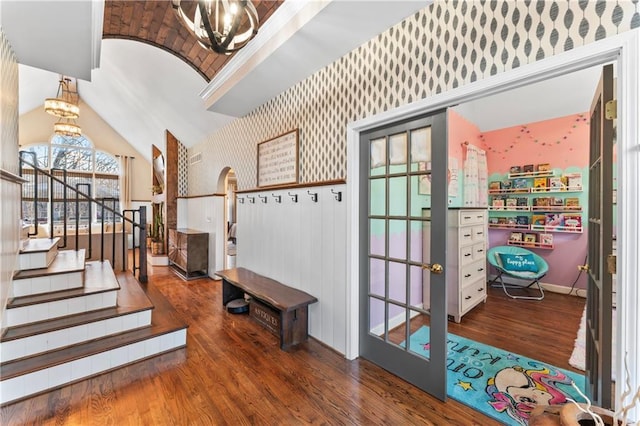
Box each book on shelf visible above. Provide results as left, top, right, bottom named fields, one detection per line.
left=524, top=233, right=537, bottom=246
left=540, top=233, right=554, bottom=246
left=516, top=197, right=528, bottom=207
left=492, top=198, right=505, bottom=209
left=533, top=197, right=550, bottom=207
left=523, top=164, right=534, bottom=173
left=509, top=232, right=523, bottom=242
left=501, top=181, right=512, bottom=190
left=497, top=217, right=508, bottom=225
left=505, top=198, right=518, bottom=208
left=507, top=217, right=518, bottom=226
left=533, top=177, right=548, bottom=191
left=545, top=213, right=565, bottom=229
left=489, top=217, right=499, bottom=225
left=512, top=178, right=528, bottom=192
left=532, top=214, right=546, bottom=226
left=537, top=163, right=551, bottom=172
left=549, top=176, right=567, bottom=191
left=509, top=166, right=522, bottom=174
left=551, top=197, right=564, bottom=206
left=489, top=181, right=502, bottom=191
left=516, top=216, right=529, bottom=225
left=565, top=197, right=580, bottom=207
left=565, top=172, right=583, bottom=190
left=564, top=214, right=582, bottom=229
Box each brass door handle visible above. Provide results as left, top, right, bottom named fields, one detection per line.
left=578, top=264, right=590, bottom=272
left=422, top=263, right=444, bottom=274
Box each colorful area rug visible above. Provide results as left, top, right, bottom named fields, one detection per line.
left=409, top=326, right=586, bottom=425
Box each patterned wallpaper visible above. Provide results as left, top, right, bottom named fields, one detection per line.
left=177, top=139, right=188, bottom=197
left=188, top=0, right=639, bottom=194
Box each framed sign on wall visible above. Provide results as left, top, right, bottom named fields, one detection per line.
left=257, top=129, right=299, bottom=187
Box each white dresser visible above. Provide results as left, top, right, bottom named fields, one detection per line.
left=423, top=208, right=488, bottom=322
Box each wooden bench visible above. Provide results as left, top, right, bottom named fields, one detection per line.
left=216, top=267, right=318, bottom=351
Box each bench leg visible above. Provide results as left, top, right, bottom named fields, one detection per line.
left=222, top=279, right=245, bottom=306
left=280, top=307, right=309, bottom=351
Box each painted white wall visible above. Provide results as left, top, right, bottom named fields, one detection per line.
left=177, top=196, right=220, bottom=278
left=235, top=184, right=347, bottom=354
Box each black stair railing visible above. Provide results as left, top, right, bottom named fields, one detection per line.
left=19, top=154, right=148, bottom=283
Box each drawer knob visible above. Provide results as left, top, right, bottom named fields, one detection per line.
left=465, top=296, right=472, bottom=300
left=464, top=234, right=471, bottom=238
left=464, top=253, right=471, bottom=257
left=477, top=268, right=484, bottom=272
left=464, top=273, right=471, bottom=278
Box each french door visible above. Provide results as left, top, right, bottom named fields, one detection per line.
left=359, top=110, right=449, bottom=400
left=585, top=63, right=614, bottom=408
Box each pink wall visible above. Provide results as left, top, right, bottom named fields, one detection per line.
left=483, top=113, right=590, bottom=291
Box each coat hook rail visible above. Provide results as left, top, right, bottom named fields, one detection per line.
left=288, top=192, right=298, bottom=203
left=330, top=188, right=342, bottom=202
left=308, top=190, right=318, bottom=202
left=272, top=193, right=282, bottom=203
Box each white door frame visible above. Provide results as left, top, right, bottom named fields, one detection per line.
left=346, top=30, right=639, bottom=416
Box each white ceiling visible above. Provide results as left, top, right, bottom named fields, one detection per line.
left=5, top=0, right=604, bottom=163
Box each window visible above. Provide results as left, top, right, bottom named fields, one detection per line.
left=21, top=134, right=121, bottom=225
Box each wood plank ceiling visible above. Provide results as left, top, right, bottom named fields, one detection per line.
left=103, top=0, right=284, bottom=82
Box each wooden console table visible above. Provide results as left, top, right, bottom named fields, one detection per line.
left=216, top=267, right=318, bottom=351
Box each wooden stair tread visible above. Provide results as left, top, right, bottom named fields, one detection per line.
left=8, top=261, right=120, bottom=308
left=1, top=273, right=154, bottom=342
left=0, top=273, right=188, bottom=380
left=14, top=249, right=86, bottom=280
left=19, top=237, right=60, bottom=254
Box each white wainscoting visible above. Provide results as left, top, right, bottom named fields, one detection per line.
left=236, top=184, right=347, bottom=354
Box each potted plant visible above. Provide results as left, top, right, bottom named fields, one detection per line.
left=151, top=202, right=165, bottom=255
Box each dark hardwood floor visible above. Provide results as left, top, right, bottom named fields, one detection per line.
left=1, top=264, right=585, bottom=425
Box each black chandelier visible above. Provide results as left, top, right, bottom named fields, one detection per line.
left=172, top=0, right=259, bottom=55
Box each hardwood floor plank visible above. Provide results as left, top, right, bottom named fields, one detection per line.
left=1, top=263, right=585, bottom=425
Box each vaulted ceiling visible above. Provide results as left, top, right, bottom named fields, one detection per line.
left=102, top=0, right=284, bottom=82
left=4, top=0, right=428, bottom=162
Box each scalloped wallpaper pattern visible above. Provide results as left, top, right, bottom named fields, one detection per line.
left=188, top=0, right=639, bottom=194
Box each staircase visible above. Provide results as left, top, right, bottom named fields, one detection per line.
left=0, top=235, right=188, bottom=406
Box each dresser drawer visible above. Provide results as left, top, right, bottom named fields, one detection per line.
left=472, top=243, right=486, bottom=261
left=472, top=225, right=486, bottom=241
left=460, top=260, right=486, bottom=285
left=460, top=245, right=474, bottom=265
left=459, top=210, right=486, bottom=226
left=459, top=226, right=475, bottom=245
left=461, top=279, right=486, bottom=311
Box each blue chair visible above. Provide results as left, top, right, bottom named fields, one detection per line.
left=487, top=245, right=548, bottom=300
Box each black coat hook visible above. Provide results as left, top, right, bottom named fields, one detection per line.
left=258, top=195, right=268, bottom=203
left=238, top=197, right=245, bottom=204
left=248, top=196, right=255, bottom=204
left=272, top=193, right=281, bottom=203
left=308, top=190, right=318, bottom=202
left=288, top=192, right=298, bottom=202
left=331, top=188, right=342, bottom=202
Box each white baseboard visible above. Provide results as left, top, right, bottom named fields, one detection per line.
left=370, top=304, right=424, bottom=337
left=488, top=274, right=586, bottom=298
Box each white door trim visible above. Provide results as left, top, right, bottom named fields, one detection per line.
left=346, top=29, right=639, bottom=417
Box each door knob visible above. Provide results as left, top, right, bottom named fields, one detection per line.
left=578, top=264, right=590, bottom=272
left=422, top=263, right=444, bottom=274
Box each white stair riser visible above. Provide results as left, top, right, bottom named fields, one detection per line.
left=5, top=291, right=118, bottom=327
left=0, top=310, right=153, bottom=362
left=0, top=329, right=187, bottom=405
left=13, top=271, right=84, bottom=297
left=18, top=248, right=58, bottom=271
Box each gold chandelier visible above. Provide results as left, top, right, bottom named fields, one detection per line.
left=44, top=77, right=80, bottom=119
left=172, top=0, right=259, bottom=55
left=53, top=119, right=82, bottom=137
